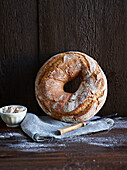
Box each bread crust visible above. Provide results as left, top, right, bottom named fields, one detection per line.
left=35, top=51, right=107, bottom=122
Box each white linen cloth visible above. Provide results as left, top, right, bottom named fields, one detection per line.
left=21, top=113, right=114, bottom=142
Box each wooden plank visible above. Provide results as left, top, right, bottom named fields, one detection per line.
left=0, top=118, right=127, bottom=169
left=0, top=0, right=39, bottom=113
left=38, top=0, right=127, bottom=116
left=99, top=0, right=127, bottom=116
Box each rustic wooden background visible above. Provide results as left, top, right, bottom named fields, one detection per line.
left=0, top=0, right=127, bottom=116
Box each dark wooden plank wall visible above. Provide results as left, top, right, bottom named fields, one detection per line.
left=0, top=0, right=39, bottom=113
left=0, top=0, right=127, bottom=116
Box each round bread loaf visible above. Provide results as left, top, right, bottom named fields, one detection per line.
left=35, top=51, right=107, bottom=122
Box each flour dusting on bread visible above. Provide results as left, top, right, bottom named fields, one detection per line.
left=35, top=51, right=107, bottom=122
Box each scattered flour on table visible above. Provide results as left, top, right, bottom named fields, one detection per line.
left=0, top=132, right=23, bottom=138
left=1, top=118, right=127, bottom=152
left=0, top=131, right=67, bottom=152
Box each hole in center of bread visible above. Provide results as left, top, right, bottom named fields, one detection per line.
left=64, top=76, right=82, bottom=93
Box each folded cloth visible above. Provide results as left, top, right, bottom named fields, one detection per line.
left=21, top=113, right=114, bottom=142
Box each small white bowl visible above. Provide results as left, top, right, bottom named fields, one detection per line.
left=0, top=105, right=27, bottom=127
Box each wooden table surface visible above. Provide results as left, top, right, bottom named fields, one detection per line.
left=0, top=117, right=127, bottom=170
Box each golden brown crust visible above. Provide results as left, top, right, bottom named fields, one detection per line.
left=35, top=51, right=107, bottom=122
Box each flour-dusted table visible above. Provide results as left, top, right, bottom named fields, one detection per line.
left=0, top=117, right=127, bottom=170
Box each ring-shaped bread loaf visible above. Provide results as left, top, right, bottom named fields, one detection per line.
left=35, top=51, right=107, bottom=122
